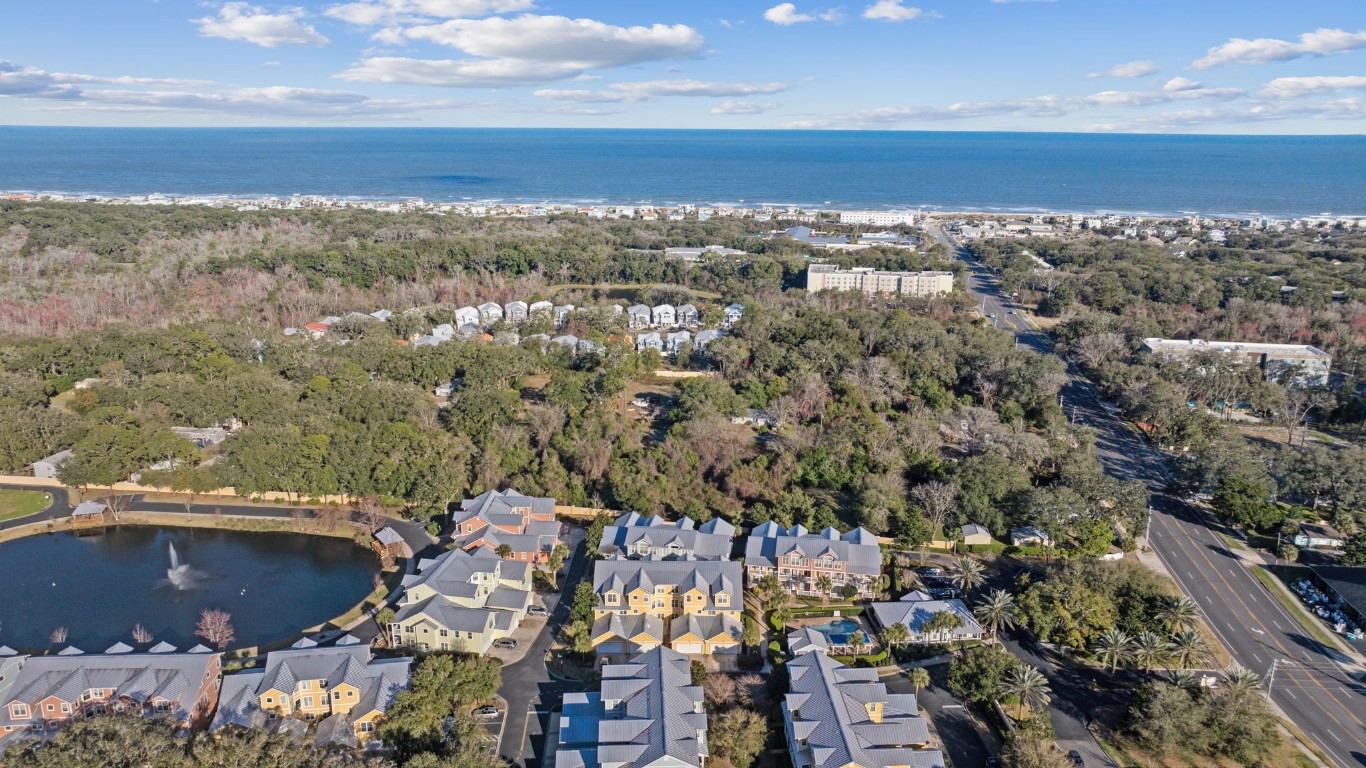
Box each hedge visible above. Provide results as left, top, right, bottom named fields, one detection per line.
left=967, top=542, right=1008, bottom=556
left=786, top=605, right=865, bottom=619
left=830, top=650, right=890, bottom=667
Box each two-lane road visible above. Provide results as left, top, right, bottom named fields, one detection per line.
left=929, top=221, right=1366, bottom=766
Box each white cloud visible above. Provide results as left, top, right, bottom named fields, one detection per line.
left=1087, top=60, right=1158, bottom=79
left=1163, top=76, right=1202, bottom=92
left=1261, top=75, right=1366, bottom=99
left=764, top=3, right=815, bottom=25
left=1083, top=86, right=1242, bottom=107
left=324, top=0, right=533, bottom=26
left=862, top=0, right=925, bottom=22
left=195, top=3, right=330, bottom=48
left=535, top=79, right=790, bottom=103
left=710, top=100, right=778, bottom=115
left=1193, top=28, right=1366, bottom=69
left=339, top=14, right=705, bottom=87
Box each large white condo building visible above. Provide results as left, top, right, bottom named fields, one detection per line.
left=806, top=264, right=953, bottom=297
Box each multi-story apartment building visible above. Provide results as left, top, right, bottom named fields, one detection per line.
left=1140, top=338, right=1332, bottom=388
left=0, top=650, right=222, bottom=740
left=591, top=559, right=743, bottom=661
left=806, top=264, right=953, bottom=297
left=211, top=643, right=410, bottom=748
left=783, top=647, right=943, bottom=768
left=744, top=523, right=882, bottom=600
left=837, top=210, right=917, bottom=227
left=556, top=647, right=708, bottom=768
left=390, top=547, right=533, bottom=654
left=597, top=513, right=735, bottom=561
left=449, top=488, right=561, bottom=564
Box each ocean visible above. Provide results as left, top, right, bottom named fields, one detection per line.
left=1, top=127, right=1363, bottom=218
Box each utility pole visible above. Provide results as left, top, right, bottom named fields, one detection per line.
left=1267, top=658, right=1279, bottom=691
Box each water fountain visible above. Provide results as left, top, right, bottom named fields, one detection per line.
left=166, top=542, right=197, bottom=590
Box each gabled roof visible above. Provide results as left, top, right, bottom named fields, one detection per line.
left=744, top=525, right=881, bottom=576
left=0, top=652, right=220, bottom=728
left=869, top=598, right=982, bottom=638
left=598, top=513, right=735, bottom=560
left=593, top=560, right=741, bottom=610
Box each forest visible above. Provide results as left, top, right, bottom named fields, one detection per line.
left=0, top=202, right=1135, bottom=553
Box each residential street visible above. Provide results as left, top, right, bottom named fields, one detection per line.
left=930, top=221, right=1366, bottom=767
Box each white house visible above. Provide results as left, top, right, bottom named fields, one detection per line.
left=627, top=304, right=652, bottom=330
left=1010, top=526, right=1053, bottom=548
left=477, top=302, right=503, bottom=326
left=694, top=329, right=723, bottom=351
left=504, top=300, right=529, bottom=324
left=676, top=303, right=700, bottom=327
left=553, top=305, right=575, bottom=328
left=722, top=303, right=744, bottom=328
left=664, top=330, right=691, bottom=357
left=454, top=306, right=479, bottom=328
left=636, top=332, right=663, bottom=353
left=529, top=300, right=553, bottom=320
left=651, top=304, right=676, bottom=328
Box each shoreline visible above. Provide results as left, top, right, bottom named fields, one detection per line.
left=5, top=190, right=1362, bottom=223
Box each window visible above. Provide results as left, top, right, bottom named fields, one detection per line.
left=154, top=701, right=171, bottom=713
left=302, top=697, right=314, bottom=708
left=440, top=629, right=449, bottom=637
left=348, top=691, right=355, bottom=698
left=45, top=703, right=55, bottom=713
left=359, top=721, right=374, bottom=733
left=715, top=593, right=728, bottom=606
left=10, top=704, right=27, bottom=718
left=606, top=592, right=619, bottom=605
left=60, top=703, right=71, bottom=713
left=332, top=692, right=341, bottom=701
left=263, top=697, right=273, bottom=705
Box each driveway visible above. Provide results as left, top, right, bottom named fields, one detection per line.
left=883, top=664, right=998, bottom=768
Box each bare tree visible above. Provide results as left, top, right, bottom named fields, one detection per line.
left=103, top=494, right=133, bottom=523
left=315, top=505, right=348, bottom=532
left=356, top=495, right=386, bottom=534
left=132, top=623, right=153, bottom=645
left=1278, top=385, right=1330, bottom=446
left=195, top=608, right=236, bottom=650
left=1071, top=333, right=1126, bottom=369
left=526, top=403, right=568, bottom=457
left=910, top=481, right=958, bottom=541
left=703, top=673, right=738, bottom=710
left=49, top=626, right=68, bottom=645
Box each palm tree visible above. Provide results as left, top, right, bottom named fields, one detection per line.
left=1164, top=669, right=1199, bottom=690
left=1158, top=596, right=1200, bottom=631
left=757, top=573, right=784, bottom=610
left=1092, top=629, right=1134, bottom=673
left=1222, top=666, right=1264, bottom=695
left=1001, top=664, right=1052, bottom=721
left=772, top=604, right=795, bottom=630
left=923, top=610, right=965, bottom=643
left=495, top=544, right=513, bottom=559
left=973, top=589, right=1018, bottom=640
left=1132, top=630, right=1171, bottom=672
left=880, top=622, right=910, bottom=652
left=909, top=667, right=930, bottom=697
left=949, top=557, right=987, bottom=596
left=815, top=574, right=834, bottom=604
left=1169, top=629, right=1210, bottom=670
left=849, top=631, right=867, bottom=656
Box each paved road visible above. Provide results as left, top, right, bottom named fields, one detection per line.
left=884, top=664, right=997, bottom=768
left=497, top=538, right=589, bottom=768
left=930, top=221, right=1366, bottom=767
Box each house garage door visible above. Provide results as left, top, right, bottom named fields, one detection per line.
left=674, top=643, right=703, bottom=654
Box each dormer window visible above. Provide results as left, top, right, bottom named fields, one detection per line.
left=10, top=704, right=26, bottom=718
left=715, top=593, right=729, bottom=606
left=606, top=592, right=619, bottom=605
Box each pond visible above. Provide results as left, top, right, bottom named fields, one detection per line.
left=0, top=525, right=380, bottom=652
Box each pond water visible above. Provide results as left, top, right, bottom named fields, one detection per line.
left=0, top=525, right=379, bottom=652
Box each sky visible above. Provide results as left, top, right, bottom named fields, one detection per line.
left=1, top=0, right=1365, bottom=133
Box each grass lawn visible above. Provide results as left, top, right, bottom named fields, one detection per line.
left=0, top=489, right=52, bottom=522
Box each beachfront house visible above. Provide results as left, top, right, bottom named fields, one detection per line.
left=389, top=548, right=532, bottom=654
left=211, top=644, right=410, bottom=749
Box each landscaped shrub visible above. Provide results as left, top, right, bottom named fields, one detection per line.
left=968, top=542, right=1008, bottom=556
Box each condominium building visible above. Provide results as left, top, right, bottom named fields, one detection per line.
left=783, top=650, right=944, bottom=768
left=806, top=265, right=953, bottom=297
left=0, top=650, right=222, bottom=739
left=1140, top=338, right=1332, bottom=388
left=211, top=643, right=410, bottom=748
left=449, top=488, right=561, bottom=564
left=591, top=559, right=743, bottom=661
left=744, top=523, right=882, bottom=599
left=390, top=547, right=533, bottom=654
left=837, top=210, right=917, bottom=227
left=556, top=647, right=708, bottom=768
left=597, top=513, right=736, bottom=561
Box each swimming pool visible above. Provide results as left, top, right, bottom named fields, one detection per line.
left=807, top=619, right=871, bottom=646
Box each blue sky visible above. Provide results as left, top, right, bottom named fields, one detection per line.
left=1, top=0, right=1364, bottom=132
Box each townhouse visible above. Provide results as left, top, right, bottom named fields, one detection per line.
left=744, top=523, right=882, bottom=600
left=556, top=647, right=708, bottom=768
left=591, top=559, right=743, bottom=661
left=783, top=643, right=944, bottom=768
left=597, top=513, right=735, bottom=561
left=449, top=488, right=561, bottom=564
left=0, top=650, right=222, bottom=740
left=390, top=547, right=533, bottom=654
left=651, top=304, right=676, bottom=328
left=211, top=643, right=410, bottom=749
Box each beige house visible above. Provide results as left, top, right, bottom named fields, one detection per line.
left=591, top=559, right=743, bottom=661
left=390, top=547, right=532, bottom=654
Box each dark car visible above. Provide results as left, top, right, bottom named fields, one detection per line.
left=1068, top=750, right=1085, bottom=767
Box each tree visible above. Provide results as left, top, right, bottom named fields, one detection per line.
left=709, top=708, right=767, bottom=768
left=356, top=494, right=386, bottom=534
left=378, top=653, right=502, bottom=761
left=742, top=615, right=761, bottom=648
left=880, top=622, right=910, bottom=651
left=195, top=608, right=236, bottom=649
left=570, top=581, right=596, bottom=627
left=1157, top=595, right=1200, bottom=631
left=376, top=607, right=396, bottom=646
left=1001, top=664, right=1052, bottom=721
left=585, top=513, right=612, bottom=554
left=973, top=589, right=1018, bottom=640
left=131, top=623, right=152, bottom=645
left=1092, top=629, right=1133, bottom=673
left=1342, top=530, right=1366, bottom=566
left=949, top=556, right=986, bottom=596
left=1221, top=666, right=1262, bottom=695
left=49, top=626, right=68, bottom=645
left=1211, top=475, right=1282, bottom=531
left=849, top=631, right=867, bottom=655
left=703, top=673, right=738, bottom=711
left=1132, top=630, right=1170, bottom=673
left=949, top=644, right=1017, bottom=704
left=815, top=574, right=834, bottom=603
left=910, top=480, right=957, bottom=541
left=1169, top=629, right=1209, bottom=670
left=546, top=542, right=571, bottom=587
left=495, top=543, right=513, bottom=559
left=923, top=610, right=965, bottom=643
left=909, top=666, right=930, bottom=696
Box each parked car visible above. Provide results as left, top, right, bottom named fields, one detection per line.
left=474, top=706, right=499, bottom=719
left=528, top=605, right=548, bottom=616
left=493, top=638, right=518, bottom=649
left=1068, top=750, right=1085, bottom=767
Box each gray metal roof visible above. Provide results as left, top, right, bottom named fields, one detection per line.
left=593, top=559, right=741, bottom=612
left=599, top=512, right=735, bottom=561
left=744, top=525, right=881, bottom=576
left=869, top=598, right=983, bottom=639
left=0, top=652, right=219, bottom=728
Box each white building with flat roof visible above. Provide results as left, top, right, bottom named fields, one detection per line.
left=838, top=210, right=917, bottom=227
left=1141, top=338, right=1332, bottom=388
left=806, top=264, right=953, bottom=297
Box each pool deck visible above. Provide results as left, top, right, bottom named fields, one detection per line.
left=788, top=615, right=881, bottom=653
